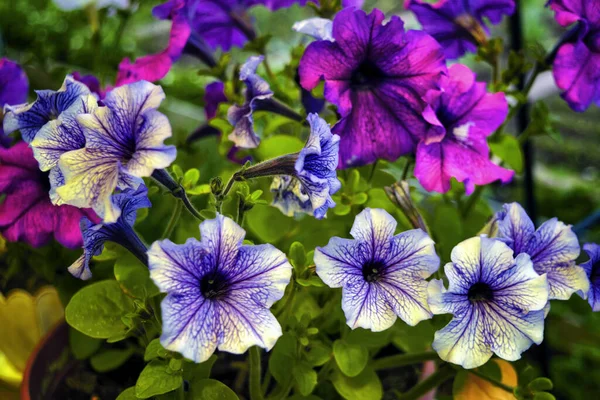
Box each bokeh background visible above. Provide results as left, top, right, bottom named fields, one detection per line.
left=0, top=1, right=598, bottom=399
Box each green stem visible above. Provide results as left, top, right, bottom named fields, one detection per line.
left=371, top=351, right=439, bottom=371
left=461, top=185, right=484, bottom=217
left=266, top=381, right=293, bottom=400
left=275, top=280, right=296, bottom=321
left=249, top=346, right=264, bottom=400
left=396, top=366, right=455, bottom=400
left=467, top=369, right=515, bottom=393
left=368, top=160, right=379, bottom=184
left=162, top=199, right=183, bottom=239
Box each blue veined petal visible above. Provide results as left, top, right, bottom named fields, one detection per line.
left=496, top=202, right=536, bottom=254
left=525, top=217, right=586, bottom=300
left=148, top=238, right=207, bottom=294
left=580, top=243, right=600, bottom=311
left=199, top=213, right=246, bottom=275
left=67, top=218, right=100, bottom=280
left=378, top=273, right=432, bottom=326
left=315, top=237, right=367, bottom=287
left=349, top=208, right=397, bottom=260
left=296, top=114, right=340, bottom=180
left=295, top=172, right=333, bottom=216
left=30, top=94, right=98, bottom=171
left=3, top=75, right=91, bottom=142
left=385, top=229, right=439, bottom=277
left=48, top=167, right=66, bottom=205
left=227, top=103, right=261, bottom=148
left=228, top=244, right=292, bottom=308
left=341, top=278, right=398, bottom=331
left=292, top=17, right=334, bottom=41
left=270, top=176, right=313, bottom=217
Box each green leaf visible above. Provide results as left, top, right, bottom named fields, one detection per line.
left=528, top=377, right=553, bottom=392
left=431, top=203, right=462, bottom=262
left=185, top=356, right=217, bottom=383
left=293, top=361, right=318, bottom=396
left=489, top=134, right=523, bottom=173
left=256, top=135, right=304, bottom=160
left=346, top=328, right=391, bottom=349
left=172, top=165, right=184, bottom=180
left=452, top=370, right=468, bottom=397
left=533, top=393, right=556, bottom=400
left=183, top=169, right=201, bottom=188
left=352, top=193, right=368, bottom=205
left=391, top=320, right=435, bottom=353
left=305, top=342, right=331, bottom=367
left=116, top=387, right=138, bottom=400
left=289, top=242, right=307, bottom=275
left=145, top=339, right=169, bottom=361
left=135, top=359, right=183, bottom=399
left=346, top=170, right=360, bottom=193
left=66, top=280, right=135, bottom=339
left=188, top=184, right=212, bottom=196
left=247, top=205, right=293, bottom=243
left=296, top=275, right=325, bottom=287
left=91, top=348, right=134, bottom=372
left=476, top=359, right=502, bottom=382
left=268, top=333, right=297, bottom=384
left=333, top=203, right=351, bottom=216
left=69, top=327, right=102, bottom=360
left=114, top=253, right=159, bottom=299
left=331, top=366, right=382, bottom=400
left=333, top=340, right=368, bottom=377
left=189, top=379, right=239, bottom=400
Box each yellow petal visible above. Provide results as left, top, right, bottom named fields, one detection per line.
left=0, top=351, right=23, bottom=388
left=455, top=359, right=518, bottom=400
left=34, top=286, right=64, bottom=335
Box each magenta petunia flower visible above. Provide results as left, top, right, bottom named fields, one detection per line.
left=406, top=0, right=515, bottom=59
left=0, top=142, right=98, bottom=248
left=548, top=0, right=600, bottom=111
left=0, top=58, right=29, bottom=146
left=298, top=8, right=446, bottom=168
left=413, top=64, right=513, bottom=194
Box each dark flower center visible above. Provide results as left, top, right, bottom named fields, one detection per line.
left=39, top=170, right=52, bottom=193
left=351, top=59, right=385, bottom=89
left=200, top=272, right=229, bottom=299
left=467, top=282, right=494, bottom=303
left=362, top=260, right=385, bottom=283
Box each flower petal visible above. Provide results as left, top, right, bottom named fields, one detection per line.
left=199, top=213, right=245, bottom=273
left=148, top=238, right=207, bottom=294
left=315, top=237, right=365, bottom=288
left=349, top=208, right=398, bottom=259
left=342, top=280, right=397, bottom=331
left=496, top=202, right=536, bottom=255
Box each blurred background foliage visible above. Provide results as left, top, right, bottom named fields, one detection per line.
left=0, top=0, right=598, bottom=399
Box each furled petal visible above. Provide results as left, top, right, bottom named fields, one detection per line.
left=342, top=279, right=398, bottom=331
left=315, top=237, right=366, bottom=288
left=552, top=39, right=600, bottom=112
left=495, top=202, right=536, bottom=254
left=199, top=213, right=245, bottom=274
left=3, top=76, right=90, bottom=142
left=580, top=243, right=600, bottom=311
left=292, top=17, right=334, bottom=41
left=270, top=176, right=313, bottom=217
left=67, top=218, right=103, bottom=280
left=148, top=238, right=207, bottom=293
left=0, top=58, right=29, bottom=108
left=204, top=81, right=227, bottom=120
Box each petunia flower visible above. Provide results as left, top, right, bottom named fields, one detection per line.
left=0, top=142, right=98, bottom=248
left=413, top=64, right=513, bottom=194
left=205, top=81, right=228, bottom=120
left=548, top=0, right=600, bottom=111
left=494, top=202, right=589, bottom=301
left=56, top=81, right=176, bottom=223
left=3, top=75, right=90, bottom=143
left=239, top=113, right=340, bottom=219
left=69, top=185, right=150, bottom=280
left=30, top=94, right=98, bottom=204
left=72, top=72, right=108, bottom=100
left=298, top=8, right=446, bottom=168
left=0, top=58, right=29, bottom=147
left=148, top=213, right=292, bottom=363
left=428, top=236, right=549, bottom=369
left=579, top=243, right=600, bottom=311
left=406, top=0, right=515, bottom=59
left=270, top=175, right=313, bottom=217
left=315, top=208, right=439, bottom=331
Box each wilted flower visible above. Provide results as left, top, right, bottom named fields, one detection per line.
left=495, top=202, right=589, bottom=300
left=315, top=208, right=439, bottom=331
left=148, top=213, right=292, bottom=362
left=56, top=81, right=176, bottom=223
left=293, top=17, right=334, bottom=41
left=429, top=236, right=549, bottom=369
left=579, top=243, right=600, bottom=311
left=548, top=0, right=600, bottom=111
left=69, top=186, right=150, bottom=280
left=0, top=142, right=98, bottom=248
left=241, top=113, right=340, bottom=219
left=3, top=75, right=90, bottom=143
left=413, top=64, right=513, bottom=194
left=299, top=8, right=446, bottom=168
left=0, top=58, right=29, bottom=146
left=270, top=175, right=313, bottom=217
left=406, top=0, right=515, bottom=59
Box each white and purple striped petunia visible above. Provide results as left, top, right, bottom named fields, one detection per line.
left=148, top=213, right=292, bottom=363
left=579, top=243, right=600, bottom=311
left=495, top=202, right=589, bottom=301
left=429, top=236, right=549, bottom=369
left=315, top=208, right=439, bottom=331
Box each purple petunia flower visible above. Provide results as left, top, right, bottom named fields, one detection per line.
left=0, top=141, right=98, bottom=248
left=298, top=8, right=446, bottom=168
left=413, top=64, right=513, bottom=194
left=579, top=243, right=600, bottom=311
left=148, top=213, right=292, bottom=362
left=227, top=56, right=273, bottom=148
left=315, top=208, right=439, bottom=331
left=494, top=202, right=589, bottom=300
left=241, top=113, right=340, bottom=219
left=0, top=58, right=29, bottom=146
left=55, top=81, right=176, bottom=223
left=428, top=236, right=549, bottom=369
left=72, top=72, right=108, bottom=100
left=3, top=75, right=90, bottom=143
left=69, top=185, right=150, bottom=280
left=406, top=0, right=515, bottom=59
left=548, top=0, right=600, bottom=111
left=205, top=81, right=227, bottom=120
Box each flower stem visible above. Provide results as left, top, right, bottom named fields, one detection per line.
left=467, top=369, right=515, bottom=393
left=249, top=346, right=264, bottom=400
left=151, top=169, right=205, bottom=221
left=395, top=365, right=455, bottom=400
left=371, top=351, right=439, bottom=371
left=162, top=199, right=183, bottom=239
